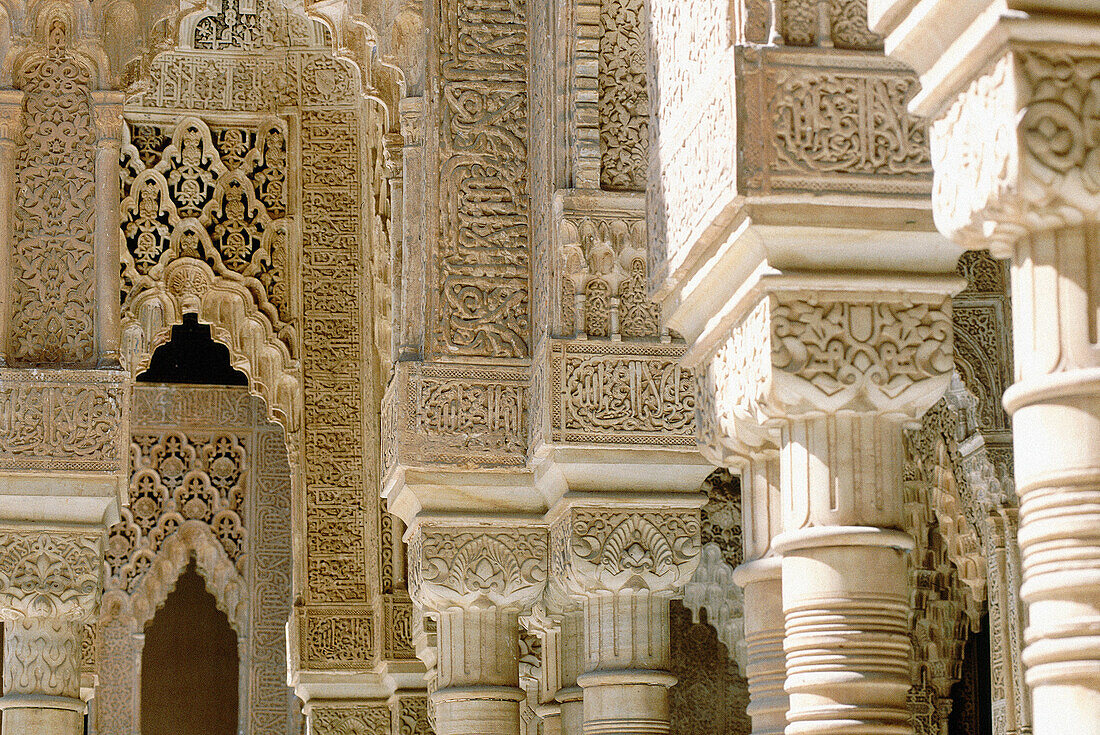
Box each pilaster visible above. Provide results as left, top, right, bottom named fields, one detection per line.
left=870, top=4, right=1100, bottom=733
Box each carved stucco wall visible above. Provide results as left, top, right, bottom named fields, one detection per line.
left=91, top=384, right=298, bottom=735
left=112, top=0, right=414, bottom=682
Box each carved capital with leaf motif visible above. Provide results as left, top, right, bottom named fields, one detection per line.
left=550, top=501, right=702, bottom=597
left=0, top=530, right=102, bottom=623
left=697, top=276, right=962, bottom=437
left=407, top=521, right=548, bottom=612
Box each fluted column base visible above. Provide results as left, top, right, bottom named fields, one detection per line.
left=732, top=557, right=787, bottom=735
left=775, top=528, right=913, bottom=735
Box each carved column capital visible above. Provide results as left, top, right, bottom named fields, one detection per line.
left=698, top=276, right=963, bottom=436
left=0, top=530, right=101, bottom=623
left=407, top=520, right=548, bottom=612
left=931, top=46, right=1100, bottom=255
left=549, top=500, right=702, bottom=598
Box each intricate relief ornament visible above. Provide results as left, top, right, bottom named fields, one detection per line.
left=9, top=19, right=97, bottom=365
left=108, top=430, right=247, bottom=593
left=432, top=0, right=531, bottom=358
left=550, top=340, right=696, bottom=445
left=0, top=370, right=127, bottom=473
left=0, top=532, right=101, bottom=621
left=302, top=609, right=373, bottom=668
left=552, top=508, right=701, bottom=594
left=559, top=211, right=659, bottom=339
left=387, top=363, right=529, bottom=468
left=4, top=619, right=81, bottom=698
left=776, top=0, right=880, bottom=49
left=770, top=293, right=955, bottom=416
left=310, top=704, right=392, bottom=735
left=599, top=0, right=649, bottom=191
left=932, top=49, right=1100, bottom=251
left=409, top=525, right=548, bottom=610
left=395, top=694, right=431, bottom=735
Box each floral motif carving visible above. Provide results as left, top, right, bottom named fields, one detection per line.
left=0, top=532, right=101, bottom=621
left=553, top=508, right=700, bottom=594
left=409, top=525, right=548, bottom=610
left=599, top=0, right=649, bottom=191
left=551, top=340, right=696, bottom=444
left=395, top=694, right=431, bottom=735
left=9, top=19, right=98, bottom=365
left=770, top=293, right=955, bottom=416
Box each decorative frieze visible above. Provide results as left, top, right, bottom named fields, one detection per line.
left=431, top=0, right=531, bottom=359
left=550, top=340, right=696, bottom=445
left=0, top=531, right=101, bottom=621
left=309, top=702, right=392, bottom=735
left=599, top=0, right=649, bottom=191
left=301, top=609, right=374, bottom=669
left=0, top=369, right=128, bottom=474
left=740, top=48, right=931, bottom=196
left=382, top=596, right=417, bottom=660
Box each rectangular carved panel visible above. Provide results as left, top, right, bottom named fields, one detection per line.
left=431, top=0, right=531, bottom=358
left=0, top=369, right=128, bottom=474
left=550, top=340, right=696, bottom=445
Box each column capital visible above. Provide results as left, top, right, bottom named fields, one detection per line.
left=697, top=274, right=963, bottom=451
left=407, top=519, right=548, bottom=612
left=0, top=530, right=102, bottom=623
left=549, top=497, right=703, bottom=598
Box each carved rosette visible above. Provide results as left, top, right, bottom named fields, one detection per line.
left=408, top=523, right=548, bottom=612
left=0, top=531, right=101, bottom=623
left=551, top=506, right=701, bottom=596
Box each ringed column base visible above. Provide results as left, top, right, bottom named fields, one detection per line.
left=775, top=527, right=914, bottom=735
left=732, top=556, right=787, bottom=735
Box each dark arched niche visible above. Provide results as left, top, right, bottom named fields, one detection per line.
left=141, top=561, right=239, bottom=735
left=137, top=314, right=248, bottom=386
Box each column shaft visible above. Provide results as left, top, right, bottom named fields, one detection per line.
left=1, top=619, right=85, bottom=734
left=578, top=591, right=676, bottom=735
left=775, top=415, right=913, bottom=735
left=433, top=606, right=525, bottom=735
left=734, top=558, right=786, bottom=735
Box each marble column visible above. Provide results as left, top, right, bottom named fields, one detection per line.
left=551, top=496, right=702, bottom=735
left=0, top=532, right=102, bottom=735
left=698, top=276, right=962, bottom=735
left=868, top=4, right=1100, bottom=732
left=407, top=519, right=548, bottom=735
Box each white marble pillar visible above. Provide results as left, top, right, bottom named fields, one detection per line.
left=868, top=5, right=1100, bottom=731
left=0, top=532, right=102, bottom=735
left=732, top=457, right=786, bottom=735
left=551, top=497, right=702, bottom=735
left=698, top=278, right=962, bottom=735
left=408, top=519, right=548, bottom=735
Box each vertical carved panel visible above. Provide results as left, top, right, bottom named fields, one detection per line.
left=10, top=21, right=97, bottom=365
left=599, top=0, right=649, bottom=191
left=433, top=0, right=531, bottom=358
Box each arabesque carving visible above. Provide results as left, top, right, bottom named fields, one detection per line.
left=599, top=0, right=649, bottom=191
